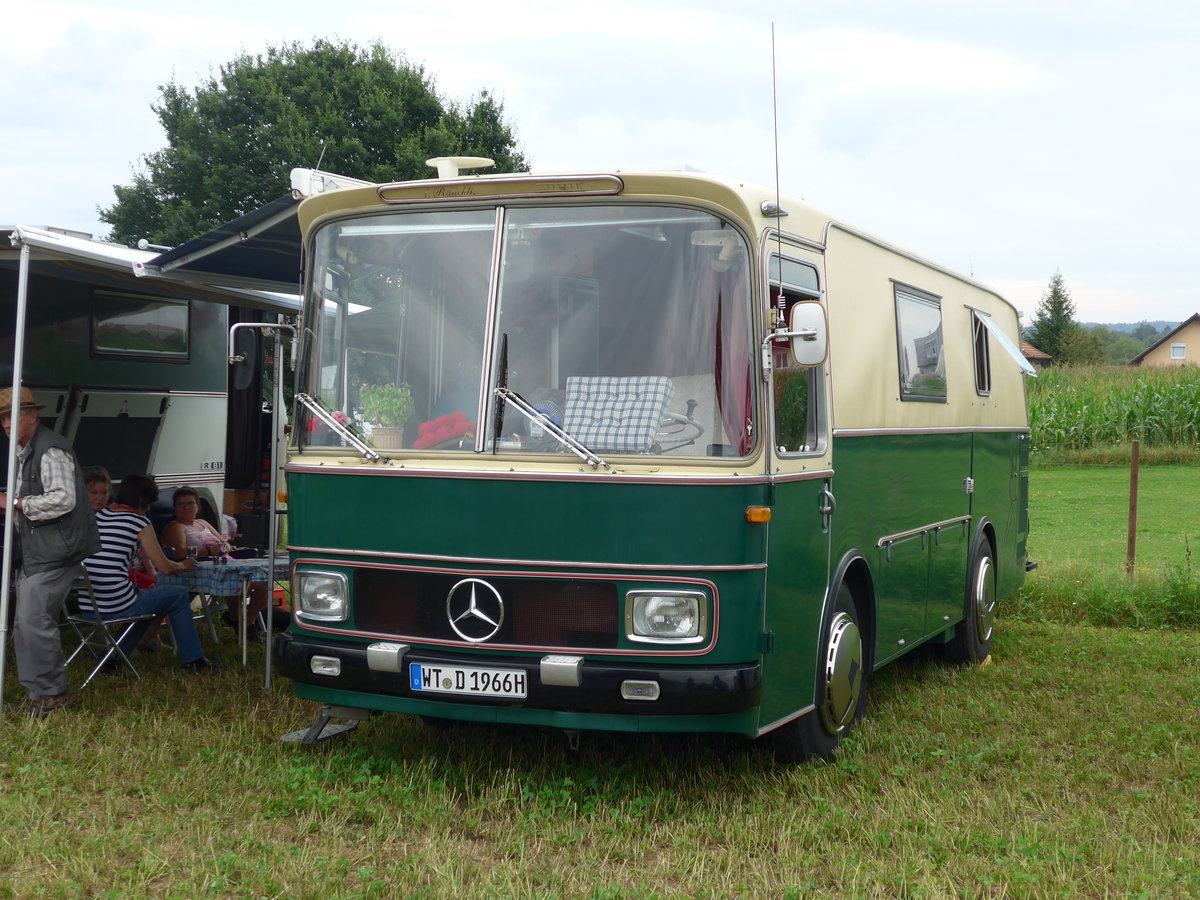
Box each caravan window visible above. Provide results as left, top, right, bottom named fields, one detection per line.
left=92, top=291, right=189, bottom=360
left=894, top=285, right=946, bottom=402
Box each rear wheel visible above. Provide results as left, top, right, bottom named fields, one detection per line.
left=770, top=583, right=867, bottom=764
left=944, top=541, right=996, bottom=665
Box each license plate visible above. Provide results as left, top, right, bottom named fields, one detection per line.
left=409, top=662, right=528, bottom=699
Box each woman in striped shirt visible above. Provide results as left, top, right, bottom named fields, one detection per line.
left=80, top=474, right=220, bottom=672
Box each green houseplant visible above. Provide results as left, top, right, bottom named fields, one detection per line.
left=359, top=383, right=414, bottom=448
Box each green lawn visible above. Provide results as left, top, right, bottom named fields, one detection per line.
left=1028, top=463, right=1200, bottom=573
left=0, top=467, right=1198, bottom=898
left=1017, top=464, right=1200, bottom=629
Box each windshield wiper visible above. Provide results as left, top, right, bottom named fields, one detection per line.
left=493, top=387, right=608, bottom=470
left=295, top=392, right=381, bottom=461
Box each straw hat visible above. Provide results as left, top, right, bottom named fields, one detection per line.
left=0, top=387, right=46, bottom=416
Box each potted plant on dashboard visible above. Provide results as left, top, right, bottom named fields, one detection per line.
left=359, top=382, right=414, bottom=449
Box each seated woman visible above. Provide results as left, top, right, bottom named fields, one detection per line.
left=79, top=474, right=220, bottom=672
left=84, top=467, right=112, bottom=513
left=161, top=486, right=272, bottom=638
left=86, top=467, right=166, bottom=650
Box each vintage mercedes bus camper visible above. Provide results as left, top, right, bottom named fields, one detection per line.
left=275, top=161, right=1032, bottom=760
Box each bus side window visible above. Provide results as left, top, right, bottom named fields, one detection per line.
left=972, top=310, right=992, bottom=395
left=895, top=286, right=947, bottom=402
left=769, top=254, right=823, bottom=455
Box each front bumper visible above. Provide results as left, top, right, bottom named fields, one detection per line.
left=275, top=632, right=761, bottom=718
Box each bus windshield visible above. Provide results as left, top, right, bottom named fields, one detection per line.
left=299, top=204, right=755, bottom=459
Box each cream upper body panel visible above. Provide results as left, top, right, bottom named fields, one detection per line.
left=821, top=224, right=1028, bottom=433
left=296, top=168, right=1029, bottom=475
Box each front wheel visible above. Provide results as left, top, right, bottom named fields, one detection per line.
left=770, top=584, right=868, bottom=764
left=944, top=541, right=997, bottom=665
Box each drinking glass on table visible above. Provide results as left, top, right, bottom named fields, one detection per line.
left=186, top=546, right=199, bottom=561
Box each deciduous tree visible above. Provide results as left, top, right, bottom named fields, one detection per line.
left=1088, top=325, right=1146, bottom=365
left=1131, top=322, right=1164, bottom=346
left=100, top=40, right=527, bottom=246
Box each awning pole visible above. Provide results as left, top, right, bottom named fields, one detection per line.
left=1, top=240, right=32, bottom=734
left=263, top=315, right=289, bottom=689
left=228, top=320, right=294, bottom=690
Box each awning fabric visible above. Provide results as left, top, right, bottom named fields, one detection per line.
left=3, top=224, right=298, bottom=313
left=135, top=194, right=303, bottom=295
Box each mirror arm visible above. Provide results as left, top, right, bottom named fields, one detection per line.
left=760, top=327, right=819, bottom=380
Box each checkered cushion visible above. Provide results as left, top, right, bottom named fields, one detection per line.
left=563, top=376, right=675, bottom=453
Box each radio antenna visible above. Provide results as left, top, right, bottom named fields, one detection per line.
left=771, top=23, right=782, bottom=228
left=769, top=23, right=786, bottom=335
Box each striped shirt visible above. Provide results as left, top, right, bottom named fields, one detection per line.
left=78, top=508, right=146, bottom=615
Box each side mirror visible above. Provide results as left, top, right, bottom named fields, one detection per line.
left=230, top=328, right=259, bottom=391
left=789, top=301, right=828, bottom=367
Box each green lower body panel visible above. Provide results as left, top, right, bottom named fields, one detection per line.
left=293, top=681, right=760, bottom=735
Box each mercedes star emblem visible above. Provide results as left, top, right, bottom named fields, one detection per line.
left=445, top=578, right=505, bottom=642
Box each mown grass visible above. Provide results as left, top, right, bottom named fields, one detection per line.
left=1, top=622, right=1197, bottom=898
left=1, top=466, right=1198, bottom=898
left=1013, top=464, right=1200, bottom=629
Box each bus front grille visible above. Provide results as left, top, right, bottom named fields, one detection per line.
left=352, top=569, right=620, bottom=649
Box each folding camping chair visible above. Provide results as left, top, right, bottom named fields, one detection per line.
left=63, top=564, right=162, bottom=688
left=158, top=540, right=220, bottom=644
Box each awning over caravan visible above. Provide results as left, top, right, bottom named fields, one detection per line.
left=134, top=168, right=370, bottom=295
left=135, top=194, right=303, bottom=295
left=4, top=224, right=299, bottom=313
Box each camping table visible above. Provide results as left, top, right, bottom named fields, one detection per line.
left=158, top=555, right=291, bottom=665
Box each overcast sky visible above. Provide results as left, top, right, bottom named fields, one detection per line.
left=3, top=0, right=1197, bottom=324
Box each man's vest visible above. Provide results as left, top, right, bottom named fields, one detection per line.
left=17, top=426, right=101, bottom=574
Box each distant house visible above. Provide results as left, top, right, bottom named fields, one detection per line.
left=1021, top=341, right=1053, bottom=369
left=1128, top=314, right=1199, bottom=366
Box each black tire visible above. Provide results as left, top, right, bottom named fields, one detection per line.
left=770, top=583, right=868, bottom=764
left=944, top=540, right=997, bottom=665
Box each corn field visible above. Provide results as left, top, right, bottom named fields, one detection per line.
left=1027, top=365, right=1200, bottom=450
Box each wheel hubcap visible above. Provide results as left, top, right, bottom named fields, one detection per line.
left=975, top=556, right=996, bottom=643
left=821, top=611, right=863, bottom=733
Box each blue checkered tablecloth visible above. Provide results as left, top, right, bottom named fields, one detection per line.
left=157, top=557, right=289, bottom=595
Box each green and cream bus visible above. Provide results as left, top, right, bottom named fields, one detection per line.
left=275, top=160, right=1033, bottom=760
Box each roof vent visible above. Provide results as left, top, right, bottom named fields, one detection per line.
left=426, top=156, right=496, bottom=179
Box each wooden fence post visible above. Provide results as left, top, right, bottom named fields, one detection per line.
left=1126, top=439, right=1141, bottom=578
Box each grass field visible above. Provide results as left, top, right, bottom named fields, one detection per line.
left=1, top=467, right=1198, bottom=898
left=1014, top=464, right=1200, bottom=629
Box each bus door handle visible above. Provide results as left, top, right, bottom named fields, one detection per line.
left=818, top=486, right=836, bottom=531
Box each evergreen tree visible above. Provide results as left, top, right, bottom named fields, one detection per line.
left=99, top=40, right=527, bottom=246
left=1024, top=271, right=1077, bottom=362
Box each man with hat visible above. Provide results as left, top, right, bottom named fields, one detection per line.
left=1, top=386, right=100, bottom=716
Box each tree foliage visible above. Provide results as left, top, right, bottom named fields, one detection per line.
left=100, top=40, right=528, bottom=246
left=1057, top=325, right=1105, bottom=366
left=1087, top=324, right=1147, bottom=365
left=1131, top=322, right=1165, bottom=346
left=1024, top=271, right=1079, bottom=363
